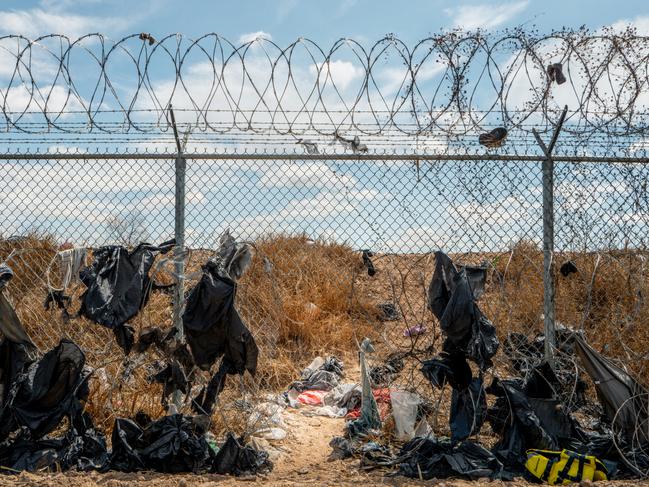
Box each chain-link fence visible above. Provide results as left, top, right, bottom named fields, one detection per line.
left=2, top=30, right=649, bottom=466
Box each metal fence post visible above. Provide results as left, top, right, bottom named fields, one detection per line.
left=533, top=105, right=568, bottom=367
left=541, top=147, right=556, bottom=366
left=170, top=106, right=185, bottom=412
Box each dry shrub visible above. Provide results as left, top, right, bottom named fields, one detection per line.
left=4, top=232, right=649, bottom=439
left=237, top=234, right=379, bottom=389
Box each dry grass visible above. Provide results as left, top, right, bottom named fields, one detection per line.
left=2, top=233, right=649, bottom=439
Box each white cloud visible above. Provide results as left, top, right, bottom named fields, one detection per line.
left=445, top=1, right=529, bottom=30
left=276, top=0, right=299, bottom=21
left=309, top=60, right=364, bottom=91
left=337, top=0, right=357, bottom=16
left=608, top=15, right=649, bottom=34
left=238, top=31, right=273, bottom=45
left=258, top=161, right=356, bottom=188
left=0, top=8, right=129, bottom=38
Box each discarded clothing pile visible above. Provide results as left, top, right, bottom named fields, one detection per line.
left=78, top=240, right=175, bottom=354
left=289, top=355, right=344, bottom=393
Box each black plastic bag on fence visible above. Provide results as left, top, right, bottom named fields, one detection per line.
left=428, top=251, right=499, bottom=370
left=398, top=436, right=505, bottom=480
left=451, top=377, right=487, bottom=443
left=0, top=339, right=89, bottom=441
left=191, top=359, right=232, bottom=415
left=421, top=352, right=472, bottom=390
left=361, top=250, right=376, bottom=276
left=182, top=260, right=258, bottom=372
left=486, top=377, right=557, bottom=472
left=575, top=337, right=649, bottom=444
left=78, top=240, right=174, bottom=352
left=0, top=286, right=38, bottom=407
left=458, top=264, right=488, bottom=300
left=212, top=433, right=273, bottom=476
left=149, top=360, right=189, bottom=408
left=0, top=264, right=13, bottom=290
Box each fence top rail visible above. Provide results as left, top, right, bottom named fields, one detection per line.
left=1, top=152, right=648, bottom=164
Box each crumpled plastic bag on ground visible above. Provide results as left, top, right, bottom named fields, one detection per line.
left=398, top=437, right=505, bottom=480
left=111, top=414, right=215, bottom=473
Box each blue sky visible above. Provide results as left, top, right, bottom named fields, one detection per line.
left=1, top=0, right=649, bottom=253
left=1, top=0, right=648, bottom=44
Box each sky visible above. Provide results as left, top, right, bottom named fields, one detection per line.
left=1, top=0, right=649, bottom=44
left=1, top=0, right=649, bottom=254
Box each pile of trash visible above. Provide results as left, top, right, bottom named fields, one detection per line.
left=0, top=233, right=272, bottom=476
left=314, top=251, right=649, bottom=483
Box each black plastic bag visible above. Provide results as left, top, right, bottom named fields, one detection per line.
left=398, top=437, right=504, bottom=480
left=421, top=352, right=472, bottom=390
left=361, top=250, right=376, bottom=276
left=149, top=360, right=189, bottom=407
left=486, top=377, right=556, bottom=471
left=183, top=261, right=258, bottom=372
left=0, top=339, right=89, bottom=441
left=212, top=433, right=272, bottom=476
left=428, top=252, right=499, bottom=371
left=78, top=240, right=174, bottom=340
left=0, top=279, right=37, bottom=407
left=111, top=414, right=214, bottom=473
left=0, top=421, right=107, bottom=473
left=575, top=337, right=649, bottom=444
left=451, top=377, right=487, bottom=443
left=191, top=359, right=232, bottom=415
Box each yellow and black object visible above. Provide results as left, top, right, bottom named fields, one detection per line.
left=525, top=449, right=609, bottom=485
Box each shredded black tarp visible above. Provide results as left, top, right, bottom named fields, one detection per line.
left=78, top=240, right=174, bottom=353
left=182, top=260, right=258, bottom=373
left=398, top=437, right=506, bottom=480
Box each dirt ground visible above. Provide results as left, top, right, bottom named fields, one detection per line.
left=1, top=409, right=646, bottom=487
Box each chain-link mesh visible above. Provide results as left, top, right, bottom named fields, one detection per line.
left=2, top=29, right=649, bottom=474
